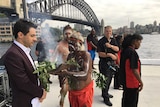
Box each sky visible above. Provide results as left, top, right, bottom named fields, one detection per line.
left=26, top=0, right=160, bottom=29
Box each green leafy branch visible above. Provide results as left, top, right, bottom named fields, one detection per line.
left=92, top=70, right=108, bottom=89
left=65, top=58, right=80, bottom=68
left=33, top=61, right=56, bottom=92
left=33, top=58, right=80, bottom=92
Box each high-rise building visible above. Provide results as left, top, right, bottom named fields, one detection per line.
left=130, top=21, right=134, bottom=29
left=153, top=20, right=157, bottom=27
left=101, top=19, right=104, bottom=35
left=74, top=23, right=84, bottom=31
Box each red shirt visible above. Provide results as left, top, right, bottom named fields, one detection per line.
left=87, top=41, right=92, bottom=51
left=125, top=59, right=141, bottom=88
left=120, top=46, right=141, bottom=88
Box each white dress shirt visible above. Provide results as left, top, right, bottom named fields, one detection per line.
left=14, top=40, right=35, bottom=69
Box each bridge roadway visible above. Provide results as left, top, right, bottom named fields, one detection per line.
left=41, top=65, right=160, bottom=107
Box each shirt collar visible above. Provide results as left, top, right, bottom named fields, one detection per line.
left=14, top=40, right=31, bottom=54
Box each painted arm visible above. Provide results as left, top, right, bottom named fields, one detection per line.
left=52, top=52, right=91, bottom=80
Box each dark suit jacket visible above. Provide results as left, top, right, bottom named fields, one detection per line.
left=3, top=43, right=43, bottom=107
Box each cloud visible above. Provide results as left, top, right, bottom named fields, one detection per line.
left=85, top=0, right=160, bottom=28
left=26, top=0, right=160, bottom=29
left=26, top=0, right=37, bottom=3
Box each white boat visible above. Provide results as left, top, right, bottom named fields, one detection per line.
left=151, top=32, right=159, bottom=35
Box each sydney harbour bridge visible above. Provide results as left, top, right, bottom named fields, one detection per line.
left=26, top=0, right=103, bottom=35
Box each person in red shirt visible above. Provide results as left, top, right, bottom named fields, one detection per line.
left=120, top=34, right=143, bottom=107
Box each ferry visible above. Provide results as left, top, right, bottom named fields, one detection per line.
left=151, top=32, right=159, bottom=35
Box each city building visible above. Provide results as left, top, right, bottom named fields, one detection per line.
left=74, top=23, right=84, bottom=31
left=116, top=20, right=160, bottom=34
left=130, top=21, right=134, bottom=29
left=100, top=19, right=104, bottom=35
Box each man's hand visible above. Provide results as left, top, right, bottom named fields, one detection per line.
left=39, top=89, right=47, bottom=102
left=54, top=69, right=71, bottom=76
left=59, top=64, right=70, bottom=70
left=138, top=82, right=143, bottom=92
left=50, top=64, right=70, bottom=75
left=105, top=43, right=112, bottom=48
left=108, top=53, right=117, bottom=60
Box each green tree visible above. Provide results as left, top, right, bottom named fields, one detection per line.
left=0, top=13, right=7, bottom=18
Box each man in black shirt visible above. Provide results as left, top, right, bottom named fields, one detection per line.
left=97, top=26, right=119, bottom=106
left=35, top=37, right=46, bottom=62
left=87, top=29, right=98, bottom=69
left=35, top=37, right=52, bottom=84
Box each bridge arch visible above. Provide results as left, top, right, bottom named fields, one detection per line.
left=28, top=0, right=101, bottom=34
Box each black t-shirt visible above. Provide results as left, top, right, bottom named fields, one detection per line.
left=36, top=41, right=43, bottom=51
left=36, top=41, right=46, bottom=62
left=87, top=34, right=98, bottom=50
left=97, top=36, right=118, bottom=66
left=120, top=46, right=141, bottom=87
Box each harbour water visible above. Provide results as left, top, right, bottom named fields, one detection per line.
left=137, top=34, right=160, bottom=65
left=0, top=34, right=160, bottom=65
left=137, top=34, right=160, bottom=59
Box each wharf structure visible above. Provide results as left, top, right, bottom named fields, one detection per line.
left=0, top=22, right=14, bottom=42
left=0, top=22, right=41, bottom=43
left=0, top=0, right=21, bottom=42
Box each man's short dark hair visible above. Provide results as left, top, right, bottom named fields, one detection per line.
left=13, top=19, right=37, bottom=39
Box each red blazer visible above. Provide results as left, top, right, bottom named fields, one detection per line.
left=3, top=43, right=43, bottom=107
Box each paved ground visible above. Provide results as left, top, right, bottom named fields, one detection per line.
left=41, top=65, right=160, bottom=107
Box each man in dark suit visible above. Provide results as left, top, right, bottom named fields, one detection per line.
left=3, top=19, right=47, bottom=107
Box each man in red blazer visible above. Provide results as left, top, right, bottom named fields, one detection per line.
left=3, top=19, right=47, bottom=107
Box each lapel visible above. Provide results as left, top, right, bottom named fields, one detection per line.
left=12, top=43, right=35, bottom=71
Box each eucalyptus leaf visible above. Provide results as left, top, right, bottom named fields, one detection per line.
left=33, top=61, right=56, bottom=92
left=65, top=58, right=80, bottom=68
left=92, top=71, right=107, bottom=89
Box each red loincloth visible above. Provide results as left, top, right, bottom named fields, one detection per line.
left=68, top=80, right=94, bottom=107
